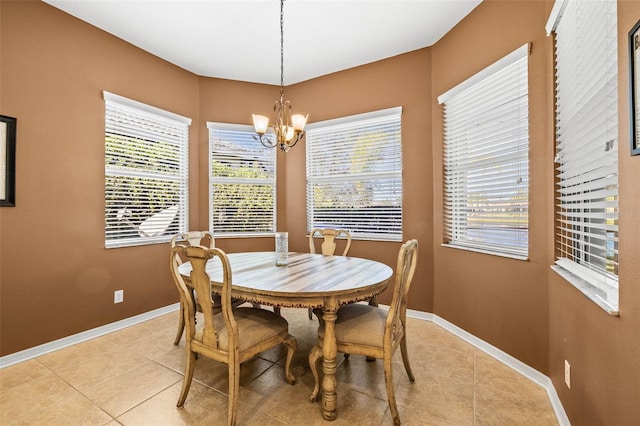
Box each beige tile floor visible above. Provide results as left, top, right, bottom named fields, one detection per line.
left=0, top=307, right=558, bottom=425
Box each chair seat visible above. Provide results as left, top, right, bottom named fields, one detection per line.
left=319, top=303, right=387, bottom=348
left=195, top=307, right=289, bottom=352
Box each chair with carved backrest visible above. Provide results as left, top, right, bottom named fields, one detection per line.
left=170, top=231, right=244, bottom=345
left=170, top=245, right=297, bottom=426
left=307, top=228, right=353, bottom=319
left=308, top=239, right=418, bottom=426
left=309, top=228, right=352, bottom=257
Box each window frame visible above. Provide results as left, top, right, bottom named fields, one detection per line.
left=546, top=0, right=619, bottom=314
left=207, top=122, right=277, bottom=238
left=438, top=43, right=530, bottom=260
left=305, top=107, right=403, bottom=242
left=103, top=91, right=190, bottom=249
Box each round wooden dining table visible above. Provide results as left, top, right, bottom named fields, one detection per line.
left=178, top=251, right=393, bottom=421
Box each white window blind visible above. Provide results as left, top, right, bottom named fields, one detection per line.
left=547, top=0, right=619, bottom=313
left=104, top=91, right=190, bottom=248
left=438, top=44, right=530, bottom=259
left=306, top=107, right=402, bottom=242
left=208, top=122, right=276, bottom=236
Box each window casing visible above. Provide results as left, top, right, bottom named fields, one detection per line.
left=104, top=92, right=190, bottom=248
left=547, top=0, right=619, bottom=314
left=207, top=122, right=276, bottom=237
left=305, top=107, right=403, bottom=242
left=438, top=44, right=530, bottom=259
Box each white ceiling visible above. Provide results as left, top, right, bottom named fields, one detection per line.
left=43, top=0, right=482, bottom=85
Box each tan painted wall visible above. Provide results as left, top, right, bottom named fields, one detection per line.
left=0, top=0, right=434, bottom=354
left=431, top=0, right=552, bottom=373
left=430, top=0, right=640, bottom=422
left=2, top=0, right=639, bottom=423
left=546, top=1, right=640, bottom=424
left=0, top=1, right=201, bottom=355
left=284, top=49, right=434, bottom=312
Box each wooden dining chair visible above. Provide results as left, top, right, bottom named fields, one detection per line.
left=170, top=231, right=244, bottom=345
left=307, top=228, right=352, bottom=319
left=309, top=228, right=352, bottom=257
left=308, top=239, right=418, bottom=426
left=170, top=245, right=297, bottom=426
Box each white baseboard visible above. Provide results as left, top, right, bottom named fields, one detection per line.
left=0, top=303, right=180, bottom=369
left=404, top=307, right=570, bottom=426
left=0, top=303, right=569, bottom=425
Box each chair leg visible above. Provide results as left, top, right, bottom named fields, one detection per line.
left=177, top=350, right=196, bottom=408
left=227, top=359, right=240, bottom=426
left=383, top=354, right=401, bottom=426
left=283, top=335, right=297, bottom=384
left=312, top=308, right=324, bottom=326
left=173, top=301, right=185, bottom=346
left=399, top=333, right=415, bottom=382
left=308, top=342, right=323, bottom=402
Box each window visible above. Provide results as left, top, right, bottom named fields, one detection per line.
left=547, top=0, right=619, bottom=314
left=207, top=123, right=276, bottom=236
left=104, top=92, right=190, bottom=248
left=306, top=107, right=402, bottom=242
left=438, top=44, right=530, bottom=259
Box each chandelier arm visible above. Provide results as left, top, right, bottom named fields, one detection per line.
left=283, top=100, right=292, bottom=128
left=289, top=131, right=304, bottom=148
left=254, top=134, right=277, bottom=149
left=274, top=99, right=285, bottom=122
left=273, top=98, right=284, bottom=143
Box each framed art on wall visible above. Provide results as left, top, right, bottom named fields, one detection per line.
left=1, top=115, right=17, bottom=206
left=630, top=19, right=640, bottom=156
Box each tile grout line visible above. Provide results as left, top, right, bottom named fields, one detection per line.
left=28, top=358, right=117, bottom=426
left=112, top=376, right=184, bottom=423
left=38, top=337, right=182, bottom=424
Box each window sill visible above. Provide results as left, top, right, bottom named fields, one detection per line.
left=213, top=233, right=274, bottom=239
left=551, top=265, right=619, bottom=316
left=442, top=243, right=528, bottom=261
left=106, top=236, right=173, bottom=249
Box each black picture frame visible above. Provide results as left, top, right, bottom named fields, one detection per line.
left=630, top=19, right=640, bottom=156
left=1, top=115, right=16, bottom=206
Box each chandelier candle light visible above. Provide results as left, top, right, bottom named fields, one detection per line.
left=252, top=0, right=308, bottom=152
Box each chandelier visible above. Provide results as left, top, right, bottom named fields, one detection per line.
left=252, top=0, right=308, bottom=152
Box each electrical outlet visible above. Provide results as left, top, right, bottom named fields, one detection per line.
left=114, top=290, right=124, bottom=304
left=564, top=360, right=571, bottom=389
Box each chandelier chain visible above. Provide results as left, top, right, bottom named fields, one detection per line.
left=280, top=0, right=284, bottom=95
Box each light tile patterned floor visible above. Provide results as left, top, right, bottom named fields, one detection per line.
left=0, top=307, right=558, bottom=425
